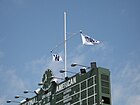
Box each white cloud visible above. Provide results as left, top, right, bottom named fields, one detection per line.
left=126, top=95, right=140, bottom=105
left=112, top=85, right=124, bottom=105
left=119, top=62, right=140, bottom=92
left=8, top=70, right=26, bottom=90
left=112, top=57, right=140, bottom=105
left=0, top=68, right=26, bottom=93
left=0, top=97, right=6, bottom=105
left=24, top=53, right=65, bottom=82
left=0, top=67, right=27, bottom=105
left=68, top=45, right=86, bottom=64
left=25, top=56, right=48, bottom=74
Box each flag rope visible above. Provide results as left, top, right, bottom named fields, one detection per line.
left=50, top=32, right=79, bottom=53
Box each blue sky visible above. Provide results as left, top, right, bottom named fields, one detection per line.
left=0, top=0, right=140, bottom=105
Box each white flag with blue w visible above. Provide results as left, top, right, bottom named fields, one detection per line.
left=81, top=33, right=100, bottom=45
left=52, top=54, right=63, bottom=62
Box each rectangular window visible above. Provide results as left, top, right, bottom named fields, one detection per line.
left=88, top=87, right=94, bottom=96
left=72, top=84, right=79, bottom=93
left=72, top=94, right=80, bottom=103
left=102, top=87, right=110, bottom=94
left=101, top=81, right=109, bottom=87
left=88, top=77, right=93, bottom=86
left=88, top=96, right=95, bottom=105
left=82, top=99, right=87, bottom=105
left=101, top=74, right=109, bottom=81
left=81, top=81, right=86, bottom=90
left=81, top=90, right=86, bottom=99
left=56, top=93, right=63, bottom=102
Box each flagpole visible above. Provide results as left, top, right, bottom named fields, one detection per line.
left=64, top=12, right=67, bottom=78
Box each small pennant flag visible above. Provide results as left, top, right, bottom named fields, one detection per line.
left=81, top=33, right=100, bottom=45
left=52, top=54, right=63, bottom=62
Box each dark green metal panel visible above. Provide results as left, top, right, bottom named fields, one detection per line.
left=20, top=63, right=111, bottom=105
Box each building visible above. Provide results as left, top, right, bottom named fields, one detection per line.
left=20, top=62, right=111, bottom=105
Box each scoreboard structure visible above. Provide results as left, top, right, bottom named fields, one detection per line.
left=21, top=62, right=111, bottom=105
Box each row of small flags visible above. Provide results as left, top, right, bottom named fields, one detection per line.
left=51, top=32, right=101, bottom=62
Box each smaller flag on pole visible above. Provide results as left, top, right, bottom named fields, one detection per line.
left=52, top=54, right=63, bottom=62
left=81, top=33, right=100, bottom=45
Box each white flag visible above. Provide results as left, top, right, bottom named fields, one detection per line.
left=52, top=54, right=63, bottom=62
left=81, top=33, right=100, bottom=45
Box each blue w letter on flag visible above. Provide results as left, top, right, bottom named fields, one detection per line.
left=52, top=54, right=63, bottom=62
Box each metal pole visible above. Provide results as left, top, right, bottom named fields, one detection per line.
left=64, top=12, right=67, bottom=78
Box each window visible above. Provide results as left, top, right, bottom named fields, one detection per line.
left=56, top=93, right=63, bottom=102
left=81, top=90, right=86, bottom=99
left=88, top=87, right=94, bottom=96
left=102, top=87, right=110, bottom=94
left=88, top=77, right=93, bottom=86
left=101, top=74, right=109, bottom=81
left=88, top=96, right=95, bottom=105
left=81, top=81, right=86, bottom=90
left=72, top=94, right=80, bottom=103
left=82, top=99, right=87, bottom=105
left=72, top=84, right=79, bottom=93
left=101, top=81, right=109, bottom=87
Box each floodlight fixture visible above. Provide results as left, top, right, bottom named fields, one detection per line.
left=71, top=63, right=91, bottom=69
left=15, top=95, right=26, bottom=99
left=59, top=70, right=65, bottom=73
left=24, top=88, right=41, bottom=95
left=15, top=95, right=29, bottom=101
left=23, top=90, right=35, bottom=94
left=50, top=76, right=64, bottom=80
left=38, top=82, right=44, bottom=86
left=7, top=100, right=20, bottom=104
left=71, top=63, right=77, bottom=67
left=59, top=70, right=76, bottom=74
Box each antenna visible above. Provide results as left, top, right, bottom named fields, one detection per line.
left=64, top=12, right=67, bottom=78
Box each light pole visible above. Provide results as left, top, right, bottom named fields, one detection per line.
left=71, top=63, right=91, bottom=74
left=7, top=100, right=20, bottom=104
left=49, top=76, right=64, bottom=80
left=71, top=63, right=91, bottom=69
left=59, top=70, right=78, bottom=80
left=24, top=90, right=35, bottom=94
left=59, top=70, right=76, bottom=74
left=15, top=95, right=29, bottom=101
left=38, top=81, right=44, bottom=86
left=24, top=88, right=41, bottom=95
